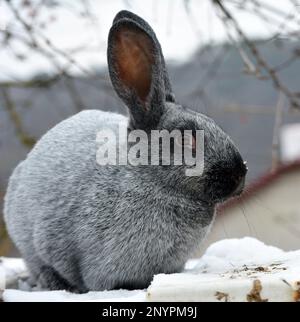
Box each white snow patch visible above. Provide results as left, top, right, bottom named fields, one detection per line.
left=3, top=289, right=146, bottom=302
left=280, top=123, right=300, bottom=162
left=0, top=266, right=5, bottom=293
left=1, top=237, right=300, bottom=302
left=148, top=238, right=300, bottom=302
left=0, top=257, right=28, bottom=288
left=191, top=237, right=286, bottom=273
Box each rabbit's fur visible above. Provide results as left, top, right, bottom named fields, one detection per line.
left=4, top=11, right=247, bottom=292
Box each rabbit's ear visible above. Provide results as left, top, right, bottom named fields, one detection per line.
left=112, top=11, right=175, bottom=104
left=108, top=16, right=171, bottom=129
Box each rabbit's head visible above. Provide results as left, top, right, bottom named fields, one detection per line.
left=108, top=11, right=247, bottom=205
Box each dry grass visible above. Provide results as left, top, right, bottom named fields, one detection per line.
left=0, top=191, right=13, bottom=256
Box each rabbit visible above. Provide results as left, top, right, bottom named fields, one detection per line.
left=4, top=10, right=247, bottom=293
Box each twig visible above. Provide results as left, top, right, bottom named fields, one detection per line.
left=63, top=76, right=85, bottom=112
left=272, top=91, right=285, bottom=170
left=212, top=0, right=300, bottom=109
left=5, top=0, right=93, bottom=77
left=0, top=87, right=36, bottom=148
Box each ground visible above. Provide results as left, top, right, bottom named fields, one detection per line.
left=1, top=237, right=300, bottom=302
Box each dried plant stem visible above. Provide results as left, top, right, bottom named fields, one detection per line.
left=0, top=87, right=36, bottom=148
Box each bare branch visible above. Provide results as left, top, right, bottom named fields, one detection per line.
left=212, top=0, right=300, bottom=109
left=272, top=91, right=285, bottom=170
left=0, top=87, right=36, bottom=148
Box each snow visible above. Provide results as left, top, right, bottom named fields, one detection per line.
left=280, top=123, right=300, bottom=162
left=1, top=237, right=300, bottom=302
left=0, top=266, right=4, bottom=293
left=0, top=257, right=27, bottom=288
left=148, top=238, right=300, bottom=301
left=191, top=237, right=286, bottom=273
left=3, top=289, right=146, bottom=303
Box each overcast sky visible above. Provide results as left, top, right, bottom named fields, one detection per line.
left=0, top=0, right=297, bottom=81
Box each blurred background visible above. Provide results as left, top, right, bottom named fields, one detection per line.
left=1, top=0, right=300, bottom=256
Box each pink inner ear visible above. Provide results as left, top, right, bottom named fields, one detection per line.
left=114, top=26, right=154, bottom=106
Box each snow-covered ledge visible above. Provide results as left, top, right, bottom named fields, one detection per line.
left=1, top=238, right=300, bottom=302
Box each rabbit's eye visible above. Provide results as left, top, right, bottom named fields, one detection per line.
left=175, top=133, right=195, bottom=149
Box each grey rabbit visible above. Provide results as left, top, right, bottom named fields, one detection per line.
left=4, top=10, right=247, bottom=292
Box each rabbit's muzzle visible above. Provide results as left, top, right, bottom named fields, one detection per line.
left=204, top=159, right=247, bottom=203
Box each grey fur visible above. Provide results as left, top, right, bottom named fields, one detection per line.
left=4, top=11, right=246, bottom=292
